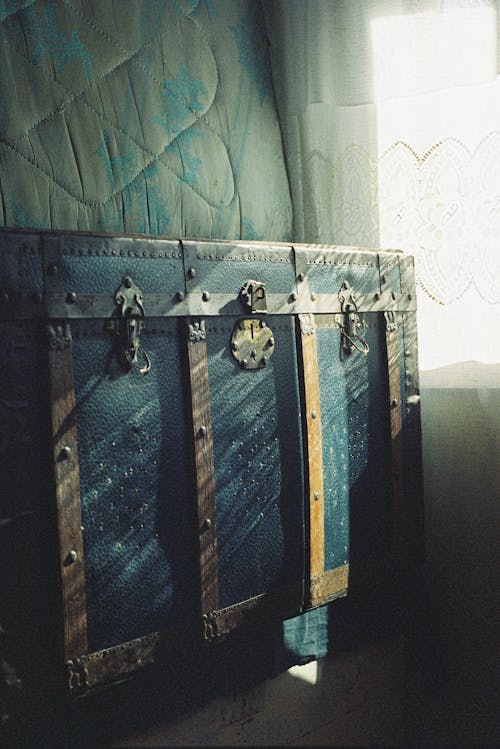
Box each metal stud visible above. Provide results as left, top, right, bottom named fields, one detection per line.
left=202, top=291, right=210, bottom=302
left=66, top=291, right=77, bottom=304
left=60, top=445, right=72, bottom=460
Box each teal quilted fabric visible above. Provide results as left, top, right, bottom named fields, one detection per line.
left=0, top=0, right=292, bottom=240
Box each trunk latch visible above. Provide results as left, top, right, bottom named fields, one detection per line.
left=109, top=276, right=151, bottom=375
left=337, top=280, right=369, bottom=356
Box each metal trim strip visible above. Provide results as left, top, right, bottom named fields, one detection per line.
left=309, top=564, right=350, bottom=608
left=185, top=319, right=219, bottom=623
left=208, top=581, right=304, bottom=639
left=21, top=291, right=416, bottom=321
left=385, top=311, right=405, bottom=564
left=65, top=632, right=161, bottom=690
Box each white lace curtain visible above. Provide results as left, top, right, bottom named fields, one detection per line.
left=264, top=0, right=500, bottom=370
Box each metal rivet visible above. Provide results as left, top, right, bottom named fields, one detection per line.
left=408, top=293, right=412, bottom=301
left=267, top=337, right=274, bottom=348
left=67, top=549, right=78, bottom=564
left=381, top=274, right=387, bottom=284
left=176, top=291, right=185, bottom=302
left=262, top=355, right=269, bottom=366
left=202, top=518, right=211, bottom=531
left=290, top=292, right=297, bottom=302
left=188, top=267, right=196, bottom=279
left=241, top=358, right=248, bottom=368
left=314, top=492, right=320, bottom=501
left=199, top=425, right=207, bottom=437
left=66, top=291, right=77, bottom=304
left=298, top=272, right=305, bottom=282
left=60, top=445, right=72, bottom=460
left=231, top=341, right=239, bottom=351
left=124, top=276, right=133, bottom=288
left=260, top=320, right=267, bottom=328
left=48, top=263, right=58, bottom=275
left=202, top=291, right=210, bottom=302
left=391, top=398, right=398, bottom=408
left=374, top=292, right=380, bottom=300
left=343, top=280, right=349, bottom=290
left=311, top=410, right=317, bottom=419
left=310, top=292, right=316, bottom=301
left=392, top=291, right=397, bottom=300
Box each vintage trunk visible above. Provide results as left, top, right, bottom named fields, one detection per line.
left=0, top=229, right=423, bottom=700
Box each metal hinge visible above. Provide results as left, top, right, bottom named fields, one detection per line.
left=239, top=279, right=267, bottom=314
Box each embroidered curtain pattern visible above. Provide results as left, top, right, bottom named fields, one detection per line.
left=265, top=0, right=500, bottom=369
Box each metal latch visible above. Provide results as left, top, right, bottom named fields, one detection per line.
left=230, top=318, right=275, bottom=370
left=240, top=279, right=267, bottom=314
left=108, top=276, right=151, bottom=374
left=336, top=280, right=369, bottom=356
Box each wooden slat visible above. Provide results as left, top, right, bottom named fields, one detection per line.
left=185, top=320, right=218, bottom=619
left=297, top=314, right=325, bottom=601
left=385, top=312, right=405, bottom=562
left=48, top=322, right=88, bottom=661
left=401, top=310, right=425, bottom=564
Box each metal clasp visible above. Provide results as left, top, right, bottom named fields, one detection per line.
left=337, top=280, right=369, bottom=356
left=240, top=279, right=267, bottom=314
left=111, top=276, right=151, bottom=375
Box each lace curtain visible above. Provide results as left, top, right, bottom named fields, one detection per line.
left=264, top=0, right=500, bottom=370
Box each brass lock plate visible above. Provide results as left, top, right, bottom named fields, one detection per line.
left=230, top=319, right=275, bottom=369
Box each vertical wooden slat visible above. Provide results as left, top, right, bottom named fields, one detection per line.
left=47, top=322, right=88, bottom=661
left=185, top=320, right=218, bottom=625
left=297, top=314, right=325, bottom=602
left=401, top=310, right=425, bottom=564
left=385, top=311, right=405, bottom=562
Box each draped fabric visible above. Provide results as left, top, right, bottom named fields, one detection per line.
left=264, top=0, right=500, bottom=370
left=265, top=1, right=500, bottom=705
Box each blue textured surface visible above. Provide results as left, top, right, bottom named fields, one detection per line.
left=194, top=256, right=295, bottom=295
left=307, top=259, right=379, bottom=296
left=206, top=318, right=304, bottom=609
left=59, top=253, right=184, bottom=295
left=316, top=326, right=350, bottom=571
left=73, top=323, right=196, bottom=651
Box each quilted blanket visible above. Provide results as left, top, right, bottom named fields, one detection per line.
left=0, top=0, right=292, bottom=241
